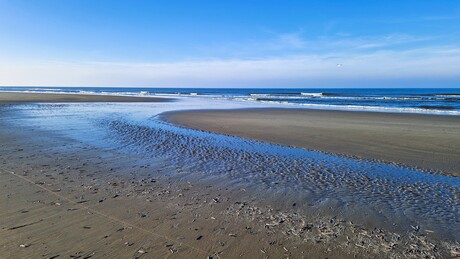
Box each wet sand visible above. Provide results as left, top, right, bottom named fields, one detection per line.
left=0, top=92, right=172, bottom=103
left=0, top=112, right=363, bottom=258
left=164, top=108, right=460, bottom=176
left=1, top=98, right=459, bottom=258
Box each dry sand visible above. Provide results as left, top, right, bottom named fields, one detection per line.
left=0, top=92, right=172, bottom=103
left=164, top=108, right=460, bottom=176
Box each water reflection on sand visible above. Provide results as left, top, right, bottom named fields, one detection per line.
left=6, top=98, right=460, bottom=241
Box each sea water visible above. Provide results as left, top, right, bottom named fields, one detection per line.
left=1, top=86, right=460, bottom=115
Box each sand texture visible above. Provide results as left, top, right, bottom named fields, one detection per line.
left=0, top=116, right=366, bottom=258
left=1, top=100, right=459, bottom=258
left=164, top=108, right=460, bottom=176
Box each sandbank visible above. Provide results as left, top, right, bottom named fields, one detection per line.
left=163, top=108, right=460, bottom=176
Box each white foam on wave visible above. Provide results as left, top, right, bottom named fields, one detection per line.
left=434, top=94, right=460, bottom=98
left=249, top=93, right=271, bottom=97
left=301, top=92, right=323, bottom=97
left=1, top=88, right=458, bottom=116
left=233, top=98, right=460, bottom=116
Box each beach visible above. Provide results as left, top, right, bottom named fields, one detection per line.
left=164, top=108, right=460, bottom=176
left=1, top=92, right=459, bottom=258
left=3, top=0, right=460, bottom=257
left=0, top=94, right=357, bottom=258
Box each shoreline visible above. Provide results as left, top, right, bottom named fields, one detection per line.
left=0, top=92, right=173, bottom=103
left=1, top=96, right=459, bottom=257
left=1, top=104, right=458, bottom=258
left=163, top=108, right=460, bottom=176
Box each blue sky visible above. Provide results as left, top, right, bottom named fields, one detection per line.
left=0, top=0, right=459, bottom=87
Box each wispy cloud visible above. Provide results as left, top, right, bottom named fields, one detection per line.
left=194, top=30, right=436, bottom=59
left=371, top=16, right=460, bottom=24
left=276, top=32, right=307, bottom=49
left=1, top=25, right=458, bottom=87
left=1, top=45, right=459, bottom=87
left=334, top=34, right=432, bottom=49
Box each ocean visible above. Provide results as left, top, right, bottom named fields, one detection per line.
left=1, top=87, right=459, bottom=115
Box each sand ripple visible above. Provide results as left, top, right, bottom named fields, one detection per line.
left=104, top=118, right=460, bottom=240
